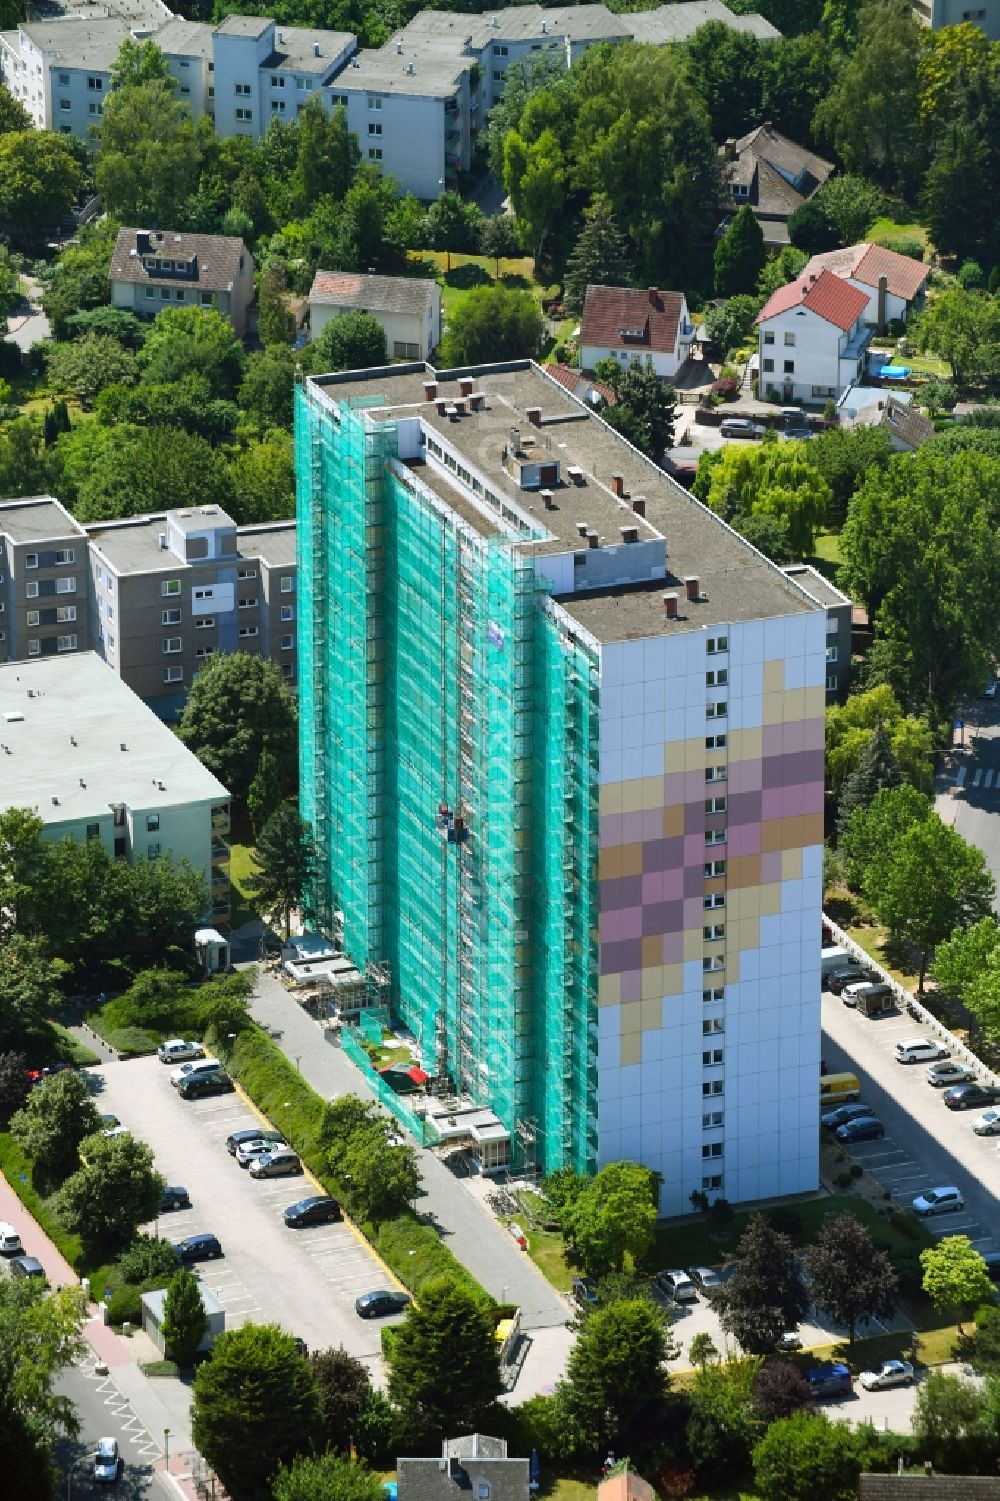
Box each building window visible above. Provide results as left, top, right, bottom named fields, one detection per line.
left=25, top=553, right=37, bottom=569
left=195, top=646, right=216, bottom=662
left=763, top=331, right=774, bottom=345
left=827, top=673, right=839, bottom=692
left=147, top=814, right=160, bottom=832
left=280, top=605, right=293, bottom=621
left=702, top=1079, right=724, bottom=1097
left=368, top=121, right=382, bottom=136
left=238, top=597, right=258, bottom=609
left=495, top=43, right=508, bottom=55
left=394, top=340, right=420, bottom=358
left=704, top=893, right=725, bottom=911
left=702, top=1142, right=723, bottom=1159
left=193, top=588, right=213, bottom=602
left=55, top=577, right=75, bottom=594
left=703, top=955, right=725, bottom=973
left=280, top=576, right=293, bottom=593
left=26, top=610, right=39, bottom=627
left=705, top=796, right=727, bottom=815
left=706, top=668, right=727, bottom=687
left=88, top=101, right=102, bottom=115
left=704, top=859, right=726, bottom=878
left=271, top=73, right=284, bottom=87
left=703, top=986, right=725, bottom=1003
left=784, top=332, right=796, bottom=347
left=162, top=608, right=181, bottom=625
left=59, top=98, right=71, bottom=111
left=281, top=633, right=294, bottom=650
left=147, top=842, right=161, bottom=860
left=272, top=99, right=285, bottom=112
left=87, top=76, right=103, bottom=90
left=705, top=765, right=727, bottom=783
left=238, top=625, right=258, bottom=638
left=281, top=662, right=294, bottom=680
left=27, top=639, right=39, bottom=655
left=162, top=580, right=181, bottom=596
left=145, top=287, right=156, bottom=300
left=163, top=666, right=183, bottom=684
left=826, top=645, right=838, bottom=663
left=763, top=358, right=774, bottom=373
left=195, top=616, right=216, bottom=629
left=56, top=634, right=77, bottom=652
left=57, top=605, right=76, bottom=622
left=702, top=1175, right=724, bottom=1192
left=235, top=107, right=253, bottom=121
left=367, top=94, right=382, bottom=108
left=25, top=582, right=39, bottom=599
left=163, top=637, right=182, bottom=653
left=368, top=148, right=383, bottom=161
left=200, top=292, right=213, bottom=306
left=58, top=71, right=69, bottom=84
left=703, top=1111, right=724, bottom=1129
left=114, top=837, right=126, bottom=858
left=235, top=82, right=251, bottom=95
left=703, top=1048, right=724, bottom=1066
left=705, top=733, right=727, bottom=751
left=783, top=360, right=794, bottom=374
left=706, top=701, right=727, bottom=719
left=238, top=566, right=257, bottom=579
left=706, top=635, right=727, bottom=654
left=702, top=1015, right=724, bottom=1033
left=86, top=823, right=100, bottom=839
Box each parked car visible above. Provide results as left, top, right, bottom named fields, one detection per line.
left=972, top=1109, right=1000, bottom=1137
left=284, top=1196, right=340, bottom=1229
left=775, top=1331, right=803, bottom=1351
left=720, top=418, right=766, bottom=440
left=28, top=1061, right=73, bottom=1087
left=927, top=1061, right=976, bottom=1089
left=93, top=1437, right=120, bottom=1485
left=0, top=1222, right=23, bottom=1256
left=157, top=1039, right=204, bottom=1065
left=249, top=1149, right=303, bottom=1179
left=895, top=1038, right=950, bottom=1064
left=227, top=1128, right=285, bottom=1156
left=656, top=1269, right=697, bottom=1303
left=805, top=1362, right=852, bottom=1399
left=236, top=1137, right=288, bottom=1168
left=99, top=1114, right=120, bottom=1130
left=981, top=1251, right=1000, bottom=1283
left=159, top=1185, right=191, bottom=1212
left=979, top=679, right=998, bottom=700
left=174, top=1233, right=222, bottom=1264
left=688, top=1266, right=722, bottom=1296
left=571, top=1275, right=599, bottom=1309
left=836, top=1116, right=885, bottom=1143
left=170, top=1057, right=222, bottom=1088
left=822, top=1102, right=876, bottom=1130
left=943, top=1083, right=1000, bottom=1111
left=780, top=426, right=813, bottom=441
left=102, top=1125, right=130, bottom=1139
left=826, top=966, right=872, bottom=995
left=354, top=1289, right=411, bottom=1319
left=912, top=1186, right=964, bottom=1217
left=859, top=1359, right=914, bottom=1391
left=177, top=1071, right=233, bottom=1100
left=10, top=1255, right=45, bottom=1280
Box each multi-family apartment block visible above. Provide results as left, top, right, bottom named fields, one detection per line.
left=0, top=498, right=296, bottom=717
left=0, top=1, right=777, bottom=200
left=109, top=228, right=255, bottom=335
left=297, top=360, right=826, bottom=1214
left=781, top=564, right=852, bottom=700
left=911, top=0, right=1000, bottom=38
left=0, top=652, right=232, bottom=924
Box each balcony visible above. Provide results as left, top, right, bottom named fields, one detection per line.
left=211, top=837, right=230, bottom=861
left=211, top=805, right=230, bottom=835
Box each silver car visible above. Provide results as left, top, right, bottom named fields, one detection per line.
left=972, top=1109, right=1000, bottom=1136
left=235, top=1137, right=288, bottom=1168
left=912, top=1186, right=963, bottom=1216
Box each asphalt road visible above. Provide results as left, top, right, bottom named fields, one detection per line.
left=90, top=1056, right=405, bottom=1371
left=53, top=1357, right=170, bottom=1501
left=821, top=994, right=1000, bottom=1258
left=938, top=696, right=1000, bottom=911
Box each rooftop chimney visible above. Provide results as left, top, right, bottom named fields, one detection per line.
left=631, top=496, right=646, bottom=517
left=619, top=525, right=638, bottom=543
left=663, top=593, right=678, bottom=619
left=406, top=61, right=414, bottom=74
left=576, top=521, right=588, bottom=537
left=724, top=137, right=737, bottom=160
left=876, top=272, right=888, bottom=333
left=684, top=575, right=700, bottom=602
left=509, top=426, right=520, bottom=454
left=313, top=40, right=320, bottom=55
left=454, top=397, right=466, bottom=415
left=395, top=39, right=403, bottom=51
left=587, top=530, right=599, bottom=550
left=423, top=380, right=438, bottom=400
left=469, top=391, right=484, bottom=410
left=436, top=398, right=448, bottom=415
left=610, top=472, right=624, bottom=497
left=762, top=119, right=772, bottom=132
left=541, top=489, right=554, bottom=508
left=526, top=406, right=542, bottom=428
left=458, top=376, right=473, bottom=397
left=648, top=287, right=658, bottom=307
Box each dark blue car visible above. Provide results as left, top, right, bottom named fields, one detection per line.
left=836, top=1116, right=885, bottom=1143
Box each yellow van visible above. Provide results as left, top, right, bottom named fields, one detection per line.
left=820, top=1072, right=861, bottom=1107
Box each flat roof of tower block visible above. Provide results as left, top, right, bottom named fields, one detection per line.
left=335, top=46, right=470, bottom=94
left=0, top=653, right=229, bottom=819
left=0, top=496, right=86, bottom=544
left=305, top=362, right=818, bottom=640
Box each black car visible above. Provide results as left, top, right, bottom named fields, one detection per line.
left=226, top=1128, right=285, bottom=1156
left=355, top=1289, right=410, bottom=1319
left=174, top=1233, right=222, bottom=1264
left=943, top=1082, right=1000, bottom=1111
left=821, top=1102, right=876, bottom=1130
left=827, top=966, right=872, bottom=996
left=982, top=1251, right=1000, bottom=1283
left=284, top=1196, right=341, bottom=1229
left=836, top=1116, right=885, bottom=1143
left=178, top=1071, right=234, bottom=1100
left=160, top=1185, right=191, bottom=1212
left=10, top=1255, right=46, bottom=1280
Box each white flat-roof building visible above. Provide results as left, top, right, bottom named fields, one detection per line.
left=0, top=653, right=232, bottom=924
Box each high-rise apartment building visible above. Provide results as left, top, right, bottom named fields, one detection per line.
left=297, top=362, right=826, bottom=1213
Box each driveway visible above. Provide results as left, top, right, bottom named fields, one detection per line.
left=822, top=994, right=1000, bottom=1258
left=6, top=275, right=50, bottom=352
left=90, top=1057, right=403, bottom=1373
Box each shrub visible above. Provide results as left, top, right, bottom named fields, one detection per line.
left=106, top=1283, right=142, bottom=1326
left=835, top=1170, right=853, bottom=1189
left=764, top=387, right=780, bottom=403
left=118, top=1235, right=180, bottom=1286
left=764, top=1207, right=804, bottom=1241
left=710, top=377, right=739, bottom=401
left=850, top=1163, right=863, bottom=1179
left=957, top=259, right=984, bottom=290
left=371, top=1215, right=487, bottom=1304
left=872, top=234, right=923, bottom=262
left=0, top=340, right=21, bottom=378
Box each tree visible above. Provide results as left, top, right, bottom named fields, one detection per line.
left=714, top=205, right=766, bottom=296
left=388, top=1279, right=501, bottom=1441
left=239, top=348, right=295, bottom=432
left=752, top=1410, right=870, bottom=1501
left=311, top=1347, right=372, bottom=1455
left=840, top=782, right=930, bottom=896
left=439, top=284, right=544, bottom=366
left=0, top=936, right=62, bottom=1051
left=161, top=1268, right=207, bottom=1366
left=788, top=197, right=838, bottom=254
left=179, top=653, right=297, bottom=804
left=307, top=311, right=387, bottom=375
left=54, top=1132, right=164, bottom=1252
left=273, top=1454, right=387, bottom=1501
left=933, top=918, right=1000, bottom=1003
left=244, top=805, right=317, bottom=939
left=110, top=36, right=171, bottom=88
left=117, top=1234, right=183, bottom=1286
left=715, top=1213, right=809, bottom=1355
left=826, top=686, right=932, bottom=799
left=95, top=68, right=206, bottom=226
left=813, top=0, right=921, bottom=192
left=563, top=199, right=633, bottom=314
left=257, top=266, right=296, bottom=348
left=0, top=85, right=31, bottom=136
left=808, top=423, right=892, bottom=528
left=685, top=1356, right=763, bottom=1487
left=921, top=1236, right=995, bottom=1334
left=0, top=132, right=81, bottom=227
left=685, top=22, right=765, bottom=140
left=913, top=288, right=1000, bottom=386
left=688, top=1332, right=719, bottom=1370
left=478, top=214, right=520, bottom=280
left=503, top=127, right=565, bottom=266
left=228, top=440, right=295, bottom=526
left=45, top=335, right=138, bottom=407
left=761, top=31, right=833, bottom=143
left=247, top=744, right=286, bottom=839
left=192, top=1323, right=323, bottom=1501
left=752, top=1360, right=814, bottom=1421
left=0, top=1050, right=30, bottom=1124
left=558, top=1297, right=669, bottom=1456
left=596, top=362, right=677, bottom=462
left=74, top=425, right=237, bottom=524
left=41, top=220, right=117, bottom=340
left=921, top=123, right=992, bottom=263
left=10, top=1070, right=101, bottom=1187
left=64, top=306, right=147, bottom=349
left=812, top=176, right=886, bottom=248
left=912, top=1370, right=992, bottom=1473
left=139, top=305, right=246, bottom=400
left=704, top=294, right=761, bottom=357
left=423, top=191, right=484, bottom=265
left=835, top=724, right=903, bottom=840
left=321, top=1097, right=421, bottom=1226
left=697, top=440, right=830, bottom=557
left=0, top=1278, right=88, bottom=1495
left=290, top=98, right=359, bottom=217
left=805, top=1211, right=898, bottom=1345
left=564, top=1160, right=660, bottom=1276
left=0, top=809, right=46, bottom=945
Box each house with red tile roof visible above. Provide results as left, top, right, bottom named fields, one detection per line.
left=755, top=268, right=872, bottom=404
left=309, top=270, right=441, bottom=361
left=802, top=242, right=929, bottom=329
left=580, top=284, right=693, bottom=379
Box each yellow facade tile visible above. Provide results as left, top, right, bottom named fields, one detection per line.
left=703, top=875, right=727, bottom=897
left=641, top=998, right=661, bottom=1033
left=621, top=779, right=644, bottom=814
left=782, top=846, right=803, bottom=881
left=736, top=886, right=761, bottom=919
left=764, top=691, right=784, bottom=726
left=620, top=1032, right=642, bottom=1066
left=803, top=687, right=826, bottom=719
left=760, top=882, right=782, bottom=917
left=600, top=782, right=623, bottom=816
left=782, top=687, right=805, bottom=724
left=641, top=965, right=665, bottom=999
left=663, top=805, right=685, bottom=838
left=684, top=928, right=704, bottom=962
left=661, top=962, right=684, bottom=996
left=685, top=737, right=707, bottom=771
left=599, top=973, right=621, bottom=1006
left=621, top=1004, right=641, bottom=1034
left=763, top=659, right=785, bottom=693
left=642, top=934, right=662, bottom=968
left=730, top=726, right=762, bottom=763
left=726, top=949, right=740, bottom=983
left=620, top=843, right=643, bottom=877
left=802, top=811, right=824, bottom=847
left=760, top=819, right=783, bottom=853
left=599, top=846, right=623, bottom=880
left=664, top=741, right=686, bottom=774
left=642, top=775, right=665, bottom=810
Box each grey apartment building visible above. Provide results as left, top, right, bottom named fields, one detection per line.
left=0, top=497, right=297, bottom=717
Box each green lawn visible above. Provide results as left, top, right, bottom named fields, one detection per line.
left=49, top=1022, right=99, bottom=1067
left=405, top=249, right=557, bottom=331
left=845, top=924, right=920, bottom=990
left=228, top=841, right=260, bottom=930
left=868, top=217, right=930, bottom=250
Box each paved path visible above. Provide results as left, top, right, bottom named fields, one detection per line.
left=244, top=968, right=570, bottom=1334
left=7, top=275, right=50, bottom=353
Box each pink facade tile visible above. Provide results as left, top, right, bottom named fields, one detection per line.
left=760, top=850, right=782, bottom=883
left=601, top=905, right=643, bottom=942
left=621, top=969, right=643, bottom=1002
left=728, top=759, right=763, bottom=793
left=663, top=931, right=684, bottom=963
left=684, top=832, right=706, bottom=864
left=728, top=822, right=761, bottom=857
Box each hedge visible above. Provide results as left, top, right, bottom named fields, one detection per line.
left=0, top=1132, right=83, bottom=1269
left=210, top=1024, right=491, bottom=1305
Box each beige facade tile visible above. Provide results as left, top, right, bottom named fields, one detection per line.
left=621, top=779, right=644, bottom=814
left=620, top=1031, right=642, bottom=1065
left=763, top=659, right=785, bottom=693
left=781, top=845, right=803, bottom=881
left=663, top=804, right=685, bottom=838
left=600, top=782, right=623, bottom=816
left=599, top=973, right=621, bottom=1006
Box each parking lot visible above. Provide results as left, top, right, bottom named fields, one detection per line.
left=822, top=993, right=1000, bottom=1260
left=88, top=1056, right=407, bottom=1370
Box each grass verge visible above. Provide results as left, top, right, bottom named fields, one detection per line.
left=0, top=1132, right=117, bottom=1296
left=845, top=925, right=920, bottom=990
left=49, top=1023, right=99, bottom=1067
left=141, top=1359, right=180, bottom=1378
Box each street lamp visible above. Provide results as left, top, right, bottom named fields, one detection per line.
left=164, top=1428, right=171, bottom=1476
left=294, top=1055, right=301, bottom=1073
left=67, top=1451, right=91, bottom=1500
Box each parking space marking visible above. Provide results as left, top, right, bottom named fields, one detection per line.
left=955, top=766, right=967, bottom=788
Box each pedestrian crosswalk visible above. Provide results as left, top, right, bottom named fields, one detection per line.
left=953, top=762, right=999, bottom=790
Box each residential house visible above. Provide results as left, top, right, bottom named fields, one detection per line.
left=781, top=564, right=852, bottom=698
left=398, top=1434, right=529, bottom=1501
left=109, top=228, right=255, bottom=335
left=911, top=0, right=1000, bottom=40
left=580, top=285, right=693, bottom=379
left=0, top=652, right=232, bottom=923
left=309, top=270, right=442, bottom=360
left=756, top=268, right=871, bottom=404
left=843, top=392, right=935, bottom=452
left=720, top=123, right=834, bottom=248
left=802, top=243, right=929, bottom=330
left=860, top=1473, right=1000, bottom=1500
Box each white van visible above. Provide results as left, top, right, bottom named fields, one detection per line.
left=170, top=1056, right=223, bottom=1088
left=821, top=946, right=852, bottom=980
left=895, top=1037, right=949, bottom=1065
left=0, top=1222, right=23, bottom=1255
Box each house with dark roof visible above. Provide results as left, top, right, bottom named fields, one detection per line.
left=802, top=243, right=929, bottom=329
left=309, top=270, right=442, bottom=361
left=845, top=392, right=935, bottom=452
left=579, top=284, right=693, bottom=379
left=720, top=123, right=834, bottom=247
left=756, top=267, right=872, bottom=404
left=397, top=1435, right=529, bottom=1501
left=110, top=228, right=255, bottom=336
left=859, top=1473, right=1000, bottom=1500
